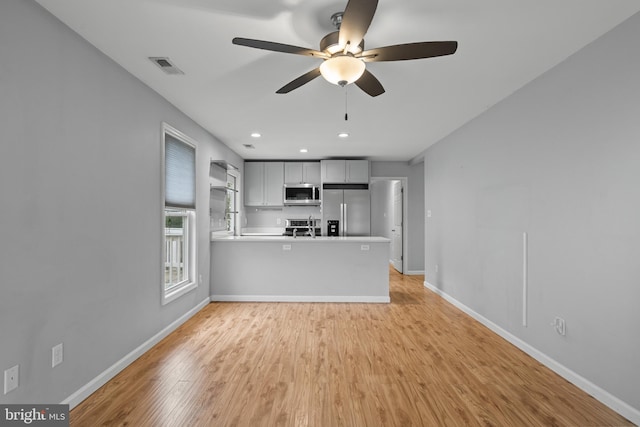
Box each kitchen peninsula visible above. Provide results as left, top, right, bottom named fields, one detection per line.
left=210, top=235, right=390, bottom=303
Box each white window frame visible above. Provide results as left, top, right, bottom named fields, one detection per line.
left=162, top=123, right=197, bottom=305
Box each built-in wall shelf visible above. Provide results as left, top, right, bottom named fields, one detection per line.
left=210, top=185, right=238, bottom=193
left=210, top=159, right=238, bottom=171
left=209, top=160, right=238, bottom=234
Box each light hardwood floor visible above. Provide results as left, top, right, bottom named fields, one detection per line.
left=71, top=269, right=632, bottom=426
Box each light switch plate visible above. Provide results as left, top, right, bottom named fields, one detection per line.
left=52, top=343, right=63, bottom=368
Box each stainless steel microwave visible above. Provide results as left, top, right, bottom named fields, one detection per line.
left=284, top=184, right=320, bottom=205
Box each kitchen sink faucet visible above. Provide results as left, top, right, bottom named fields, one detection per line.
left=308, top=216, right=316, bottom=238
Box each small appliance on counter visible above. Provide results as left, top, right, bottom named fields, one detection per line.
left=327, top=220, right=339, bottom=236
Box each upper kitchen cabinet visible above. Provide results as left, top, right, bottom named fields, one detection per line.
left=284, top=162, right=321, bottom=185
left=244, top=162, right=284, bottom=207
left=321, top=160, right=369, bottom=184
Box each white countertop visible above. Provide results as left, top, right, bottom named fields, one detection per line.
left=212, top=235, right=390, bottom=243
left=240, top=227, right=284, bottom=236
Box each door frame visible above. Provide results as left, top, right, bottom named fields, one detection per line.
left=370, top=176, right=408, bottom=274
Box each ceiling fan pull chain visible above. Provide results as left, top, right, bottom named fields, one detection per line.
left=344, top=85, right=348, bottom=121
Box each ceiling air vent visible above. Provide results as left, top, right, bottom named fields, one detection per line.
left=149, top=57, right=184, bottom=75
left=243, top=144, right=256, bottom=149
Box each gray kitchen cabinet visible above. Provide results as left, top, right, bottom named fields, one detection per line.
left=264, top=162, right=284, bottom=206
left=322, top=160, right=346, bottom=183
left=244, top=162, right=264, bottom=206
left=245, top=162, right=284, bottom=206
left=321, top=160, right=369, bottom=183
left=346, top=160, right=369, bottom=183
left=284, top=162, right=320, bottom=184
left=304, top=162, right=321, bottom=184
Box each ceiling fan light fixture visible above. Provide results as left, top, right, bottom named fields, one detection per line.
left=320, top=55, right=365, bottom=86
left=233, top=0, right=457, bottom=97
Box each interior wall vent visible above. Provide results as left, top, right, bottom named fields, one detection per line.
left=149, top=57, right=184, bottom=75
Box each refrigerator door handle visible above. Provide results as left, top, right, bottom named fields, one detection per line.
left=339, top=203, right=344, bottom=236
left=343, top=203, right=348, bottom=236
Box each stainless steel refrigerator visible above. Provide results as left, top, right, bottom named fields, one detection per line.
left=322, top=184, right=370, bottom=236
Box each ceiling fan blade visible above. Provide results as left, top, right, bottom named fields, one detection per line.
left=276, top=68, right=322, bottom=94
left=232, top=37, right=328, bottom=58
left=339, top=0, right=378, bottom=54
left=359, top=41, right=458, bottom=62
left=355, top=69, right=385, bottom=97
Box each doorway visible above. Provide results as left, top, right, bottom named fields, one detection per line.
left=370, top=177, right=407, bottom=274
left=390, top=180, right=403, bottom=272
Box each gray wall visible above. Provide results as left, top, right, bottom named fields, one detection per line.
left=371, top=161, right=425, bottom=273
left=370, top=180, right=394, bottom=240
left=423, top=11, right=640, bottom=415
left=0, top=0, right=241, bottom=404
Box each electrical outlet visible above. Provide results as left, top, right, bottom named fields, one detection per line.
left=52, top=343, right=63, bottom=368
left=4, top=365, right=19, bottom=394
left=361, top=245, right=370, bottom=251
left=435, top=264, right=439, bottom=273
left=553, top=317, right=566, bottom=336
left=276, top=218, right=281, bottom=225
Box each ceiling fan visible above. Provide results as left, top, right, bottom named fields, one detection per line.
left=232, top=0, right=457, bottom=97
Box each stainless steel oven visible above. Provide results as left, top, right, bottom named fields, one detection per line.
left=283, top=218, right=321, bottom=237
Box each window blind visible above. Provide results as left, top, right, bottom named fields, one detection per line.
left=165, top=133, right=195, bottom=209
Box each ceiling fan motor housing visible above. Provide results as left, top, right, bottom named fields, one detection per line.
left=320, top=31, right=364, bottom=55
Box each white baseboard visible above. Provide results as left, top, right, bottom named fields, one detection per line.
left=62, top=297, right=210, bottom=409
left=423, top=281, right=640, bottom=425
left=405, top=270, right=425, bottom=276
left=211, top=295, right=390, bottom=303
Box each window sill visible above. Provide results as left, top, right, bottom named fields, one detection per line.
left=162, top=281, right=197, bottom=305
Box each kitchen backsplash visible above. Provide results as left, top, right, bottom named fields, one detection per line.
left=244, top=205, right=321, bottom=228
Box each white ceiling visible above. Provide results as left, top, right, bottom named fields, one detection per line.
left=35, top=0, right=640, bottom=161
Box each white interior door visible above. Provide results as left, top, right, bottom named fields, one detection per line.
left=391, top=181, right=403, bottom=273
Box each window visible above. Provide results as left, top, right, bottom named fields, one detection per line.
left=162, top=124, right=197, bottom=304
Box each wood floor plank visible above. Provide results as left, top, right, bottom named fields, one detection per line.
left=70, top=268, right=633, bottom=426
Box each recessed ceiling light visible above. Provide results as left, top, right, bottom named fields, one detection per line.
left=251, top=132, right=261, bottom=138
left=338, top=132, right=349, bottom=138
left=300, top=148, right=308, bottom=153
